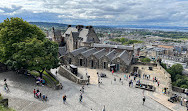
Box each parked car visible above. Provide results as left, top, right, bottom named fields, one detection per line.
left=99, top=73, right=106, bottom=77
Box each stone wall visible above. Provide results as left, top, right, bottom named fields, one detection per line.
left=172, top=86, right=185, bottom=93
left=58, top=65, right=88, bottom=85
left=157, top=63, right=172, bottom=92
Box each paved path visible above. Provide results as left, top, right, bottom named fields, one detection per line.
left=0, top=69, right=184, bottom=111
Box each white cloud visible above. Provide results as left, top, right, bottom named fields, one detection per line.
left=0, top=0, right=188, bottom=26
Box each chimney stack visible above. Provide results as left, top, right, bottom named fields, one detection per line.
left=68, top=25, right=71, bottom=28
left=86, top=25, right=93, bottom=30
left=76, top=25, right=84, bottom=31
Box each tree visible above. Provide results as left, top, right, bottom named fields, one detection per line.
left=170, top=64, right=183, bottom=75
left=0, top=17, right=59, bottom=78
left=10, top=38, right=59, bottom=78
left=140, top=58, right=151, bottom=63
left=161, top=63, right=167, bottom=69
left=0, top=17, right=45, bottom=63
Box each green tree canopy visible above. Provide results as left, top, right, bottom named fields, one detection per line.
left=140, top=57, right=151, bottom=63
left=0, top=17, right=45, bottom=63
left=9, top=38, right=59, bottom=77
left=0, top=17, right=59, bottom=78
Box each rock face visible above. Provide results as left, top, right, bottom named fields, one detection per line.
left=0, top=63, right=7, bottom=73
left=0, top=99, right=8, bottom=107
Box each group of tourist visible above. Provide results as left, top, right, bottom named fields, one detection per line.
left=33, top=89, right=48, bottom=101
left=143, top=74, right=150, bottom=80
left=36, top=77, right=45, bottom=86
left=153, top=77, right=160, bottom=87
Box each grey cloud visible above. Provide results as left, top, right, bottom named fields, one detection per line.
left=0, top=5, right=22, bottom=13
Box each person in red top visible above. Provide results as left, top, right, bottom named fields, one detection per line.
left=112, top=70, right=114, bottom=75
left=33, top=89, right=36, bottom=97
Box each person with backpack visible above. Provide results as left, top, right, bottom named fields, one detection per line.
left=63, top=95, right=67, bottom=104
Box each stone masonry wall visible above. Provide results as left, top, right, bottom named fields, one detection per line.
left=58, top=65, right=88, bottom=85
left=157, top=63, right=172, bottom=92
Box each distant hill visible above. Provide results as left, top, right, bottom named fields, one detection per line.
left=28, top=22, right=188, bottom=32
left=29, top=22, right=111, bottom=29
left=29, top=22, right=68, bottom=28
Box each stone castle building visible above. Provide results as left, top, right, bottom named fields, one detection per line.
left=63, top=25, right=100, bottom=52
left=61, top=44, right=133, bottom=72
left=47, top=24, right=134, bottom=72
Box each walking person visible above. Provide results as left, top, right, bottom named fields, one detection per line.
left=143, top=96, right=146, bottom=105
left=55, top=70, right=58, bottom=76
left=63, top=95, right=67, bottom=104
left=180, top=97, right=183, bottom=106
left=119, top=78, right=121, bottom=82
left=112, top=69, right=114, bottom=75
left=33, top=89, right=36, bottom=97
left=102, top=105, right=105, bottom=111
left=4, top=83, right=9, bottom=92
left=131, top=81, right=133, bottom=87
left=79, top=94, right=83, bottom=102
left=143, top=74, right=145, bottom=79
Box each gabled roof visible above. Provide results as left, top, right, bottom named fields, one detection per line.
left=64, top=27, right=78, bottom=36
left=71, top=32, right=79, bottom=39
left=93, top=48, right=107, bottom=59
left=106, top=49, right=118, bottom=61
left=70, top=47, right=88, bottom=56
left=59, top=47, right=66, bottom=56
left=54, top=30, right=62, bottom=37
left=81, top=48, right=97, bottom=58
left=117, top=50, right=132, bottom=65
left=79, top=29, right=89, bottom=42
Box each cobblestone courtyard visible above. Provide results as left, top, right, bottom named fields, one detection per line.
left=0, top=66, right=185, bottom=111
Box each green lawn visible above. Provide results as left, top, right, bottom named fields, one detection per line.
left=0, top=105, right=15, bottom=111
left=28, top=70, right=59, bottom=87
left=43, top=70, right=59, bottom=85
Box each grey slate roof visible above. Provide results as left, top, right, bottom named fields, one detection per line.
left=59, top=47, right=66, bottom=56
left=81, top=48, right=97, bottom=58
left=93, top=48, right=107, bottom=59
left=106, top=49, right=118, bottom=61
left=64, top=27, right=78, bottom=36
left=54, top=30, right=62, bottom=37
left=117, top=50, right=132, bottom=65
left=71, top=32, right=79, bottom=39
left=92, top=43, right=133, bottom=50
left=70, top=47, right=88, bottom=56
left=63, top=27, right=90, bottom=42
left=79, top=29, right=89, bottom=42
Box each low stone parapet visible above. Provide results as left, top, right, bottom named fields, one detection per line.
left=58, top=65, right=88, bottom=85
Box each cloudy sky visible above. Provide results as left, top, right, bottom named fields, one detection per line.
left=0, top=0, right=188, bottom=26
